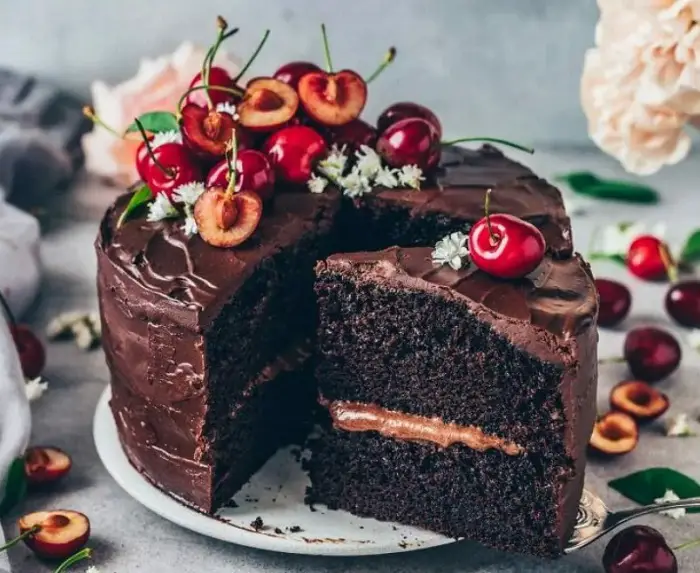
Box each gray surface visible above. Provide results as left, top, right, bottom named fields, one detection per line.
left=3, top=147, right=700, bottom=571
left=0, top=0, right=601, bottom=146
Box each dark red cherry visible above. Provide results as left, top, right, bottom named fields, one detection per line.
left=273, top=61, right=322, bottom=90
left=469, top=213, right=546, bottom=279
left=376, top=117, right=441, bottom=171
left=665, top=280, right=700, bottom=328
left=136, top=138, right=153, bottom=180
left=261, top=125, right=327, bottom=185
left=603, top=525, right=677, bottom=573
left=11, top=325, right=46, bottom=379
left=596, top=278, right=632, bottom=327
left=145, top=143, right=201, bottom=200
left=377, top=102, right=442, bottom=139
left=627, top=235, right=672, bottom=281
left=624, top=327, right=681, bottom=383
left=186, top=66, right=238, bottom=108
left=206, top=150, right=275, bottom=201
left=328, top=119, right=377, bottom=151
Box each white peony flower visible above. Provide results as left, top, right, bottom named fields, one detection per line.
left=654, top=489, right=686, bottom=519
left=341, top=167, right=372, bottom=198
left=665, top=413, right=695, bottom=436
left=318, top=144, right=349, bottom=181
left=151, top=129, right=182, bottom=149
left=147, top=193, right=178, bottom=222
left=183, top=214, right=198, bottom=237
left=375, top=167, right=400, bottom=188
left=25, top=377, right=48, bottom=402
left=397, top=165, right=425, bottom=190
left=354, top=145, right=383, bottom=178
left=307, top=174, right=329, bottom=194
left=432, top=232, right=469, bottom=270
left=172, top=181, right=205, bottom=206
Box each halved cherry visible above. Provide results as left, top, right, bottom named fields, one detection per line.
left=238, top=78, right=299, bottom=133
left=194, top=188, right=263, bottom=248
left=610, top=380, right=670, bottom=423
left=18, top=510, right=90, bottom=560
left=298, top=69, right=367, bottom=126
left=589, top=411, right=639, bottom=456
left=180, top=103, right=249, bottom=158
left=24, top=446, right=72, bottom=486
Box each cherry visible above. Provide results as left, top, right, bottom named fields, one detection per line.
left=135, top=138, right=153, bottom=180
left=610, top=380, right=669, bottom=423
left=328, top=119, right=377, bottom=151
left=206, top=149, right=275, bottom=201
left=0, top=292, right=45, bottom=379
left=589, top=411, right=639, bottom=456
left=376, top=117, right=441, bottom=171
left=262, top=125, right=327, bottom=185
left=468, top=190, right=546, bottom=279
left=179, top=103, right=248, bottom=158
left=144, top=142, right=201, bottom=200
left=377, top=102, right=442, bottom=138
left=18, top=510, right=90, bottom=560
left=273, top=61, right=322, bottom=90
left=238, top=77, right=299, bottom=132
left=627, top=235, right=674, bottom=281
left=186, top=66, right=239, bottom=108
left=624, top=327, right=681, bottom=383
left=596, top=278, right=632, bottom=327
left=603, top=525, right=677, bottom=573
left=665, top=280, right=700, bottom=328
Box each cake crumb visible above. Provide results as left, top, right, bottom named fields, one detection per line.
left=288, top=525, right=303, bottom=533
left=250, top=516, right=265, bottom=531
left=274, top=527, right=283, bottom=534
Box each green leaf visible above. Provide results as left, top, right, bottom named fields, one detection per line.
left=609, top=468, right=700, bottom=514
left=680, top=230, right=700, bottom=263
left=589, top=252, right=626, bottom=266
left=124, top=111, right=178, bottom=134
left=117, top=185, right=153, bottom=228
left=0, top=457, right=27, bottom=516
left=556, top=171, right=660, bottom=204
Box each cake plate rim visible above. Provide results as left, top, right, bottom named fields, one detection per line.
left=92, top=386, right=456, bottom=557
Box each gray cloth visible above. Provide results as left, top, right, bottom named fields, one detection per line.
left=0, top=69, right=89, bottom=207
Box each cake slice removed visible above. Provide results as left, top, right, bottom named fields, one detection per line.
left=309, top=246, right=599, bottom=557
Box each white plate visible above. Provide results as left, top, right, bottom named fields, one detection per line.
left=93, top=387, right=454, bottom=556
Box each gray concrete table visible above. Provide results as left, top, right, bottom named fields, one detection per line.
left=3, top=148, right=700, bottom=572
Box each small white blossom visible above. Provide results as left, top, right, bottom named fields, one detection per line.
left=374, top=167, right=400, bottom=188
left=397, top=164, right=425, bottom=190
left=354, top=145, right=383, bottom=178
left=665, top=413, right=695, bottom=437
left=183, top=214, right=198, bottom=237
left=340, top=167, right=372, bottom=198
left=151, top=130, right=182, bottom=149
left=215, top=102, right=237, bottom=117
left=318, top=144, right=348, bottom=180
left=147, top=193, right=178, bottom=222
left=25, top=377, right=48, bottom=402
left=86, top=567, right=101, bottom=573
left=307, top=174, right=329, bottom=194
left=654, top=489, right=686, bottom=519
left=688, top=330, right=700, bottom=352
left=432, top=232, right=469, bottom=271
left=172, top=182, right=205, bottom=206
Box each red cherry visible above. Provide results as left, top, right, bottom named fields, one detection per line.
left=376, top=117, right=441, bottom=171
left=11, top=325, right=46, bottom=379
left=603, top=525, right=677, bottom=573
left=627, top=235, right=673, bottom=281
left=135, top=138, right=153, bottom=180
left=205, top=150, right=275, bottom=201
left=273, top=61, right=322, bottom=90
left=666, top=280, right=700, bottom=327
left=328, top=119, right=377, bottom=151
left=377, top=102, right=442, bottom=139
left=145, top=143, right=201, bottom=200
left=596, top=278, right=632, bottom=328
left=185, top=67, right=238, bottom=108
left=261, top=125, right=327, bottom=185
left=624, top=327, right=681, bottom=383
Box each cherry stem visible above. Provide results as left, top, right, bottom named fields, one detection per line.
left=0, top=525, right=40, bottom=552
left=54, top=548, right=93, bottom=573
left=320, top=24, right=334, bottom=73
left=177, top=84, right=245, bottom=113
left=442, top=137, right=534, bottom=155
left=0, top=290, right=17, bottom=328
left=483, top=189, right=498, bottom=245
left=201, top=17, right=235, bottom=109
left=82, top=106, right=123, bottom=138
left=366, top=47, right=397, bottom=83
left=133, top=118, right=174, bottom=178
left=202, top=25, right=240, bottom=82
left=233, top=29, right=271, bottom=83
left=598, top=356, right=626, bottom=364
left=675, top=537, right=700, bottom=552
left=225, top=134, right=238, bottom=198
left=659, top=243, right=678, bottom=283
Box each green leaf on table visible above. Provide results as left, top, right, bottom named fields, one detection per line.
left=117, top=185, right=153, bottom=228
left=589, top=252, right=626, bottom=266
left=680, top=230, right=700, bottom=263
left=124, top=111, right=178, bottom=134
left=556, top=171, right=660, bottom=204
left=0, top=457, right=27, bottom=516
left=609, top=467, right=700, bottom=514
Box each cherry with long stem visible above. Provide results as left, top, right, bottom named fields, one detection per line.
left=200, top=17, right=240, bottom=109
left=134, top=118, right=174, bottom=177
left=232, top=29, right=271, bottom=84
left=0, top=525, right=40, bottom=552
left=366, top=47, right=397, bottom=83
left=443, top=136, right=534, bottom=154
left=320, top=24, right=334, bottom=73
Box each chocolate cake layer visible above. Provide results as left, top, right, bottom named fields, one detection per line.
left=336, top=145, right=572, bottom=257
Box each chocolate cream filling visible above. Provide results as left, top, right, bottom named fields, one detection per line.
left=323, top=399, right=525, bottom=456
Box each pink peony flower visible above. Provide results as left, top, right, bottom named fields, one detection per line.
left=81, top=42, right=240, bottom=185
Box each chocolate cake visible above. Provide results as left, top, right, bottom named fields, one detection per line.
left=309, top=247, right=598, bottom=557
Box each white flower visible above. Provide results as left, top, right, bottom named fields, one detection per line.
left=375, top=167, right=400, bottom=188
left=340, top=167, right=372, bottom=198
left=354, top=145, right=383, bottom=178
left=307, top=174, right=328, bottom=194
left=590, top=221, right=666, bottom=257
left=318, top=144, right=348, bottom=180
left=665, top=413, right=695, bottom=436
left=151, top=129, right=182, bottom=149
left=432, top=232, right=469, bottom=270
left=183, top=214, right=198, bottom=237
left=688, top=329, right=700, bottom=351
left=654, top=489, right=686, bottom=519
left=397, top=164, right=425, bottom=190
left=172, top=181, right=205, bottom=206
left=25, top=377, right=48, bottom=402
left=216, top=102, right=237, bottom=117
left=147, top=193, right=178, bottom=222
left=86, top=567, right=101, bottom=573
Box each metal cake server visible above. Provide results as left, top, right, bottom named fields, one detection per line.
left=566, top=489, right=700, bottom=553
